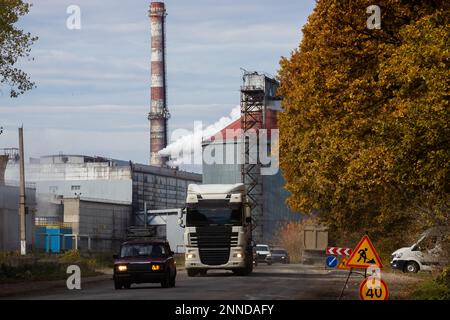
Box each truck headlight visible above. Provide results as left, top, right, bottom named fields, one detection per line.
left=117, top=265, right=127, bottom=272
left=186, top=253, right=196, bottom=259
left=236, top=253, right=243, bottom=258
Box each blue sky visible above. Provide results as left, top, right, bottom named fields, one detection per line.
left=0, top=0, right=315, bottom=169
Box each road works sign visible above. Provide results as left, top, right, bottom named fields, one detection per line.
left=337, top=257, right=351, bottom=270
left=359, top=278, right=389, bottom=300
left=346, top=235, right=383, bottom=269
left=326, top=247, right=352, bottom=256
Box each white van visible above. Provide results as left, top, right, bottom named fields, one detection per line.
left=391, top=227, right=448, bottom=273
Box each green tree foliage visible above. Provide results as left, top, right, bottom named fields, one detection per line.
left=0, top=0, right=37, bottom=98
left=278, top=0, right=449, bottom=243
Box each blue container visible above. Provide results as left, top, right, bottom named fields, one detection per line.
left=35, top=226, right=73, bottom=253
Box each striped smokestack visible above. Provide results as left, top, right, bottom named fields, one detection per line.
left=149, top=1, right=169, bottom=167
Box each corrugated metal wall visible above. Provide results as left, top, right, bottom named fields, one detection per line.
left=202, top=141, right=301, bottom=243
left=132, top=164, right=202, bottom=218
left=0, top=185, right=35, bottom=251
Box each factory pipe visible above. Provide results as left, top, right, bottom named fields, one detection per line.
left=149, top=1, right=170, bottom=167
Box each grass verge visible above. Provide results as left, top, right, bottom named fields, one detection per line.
left=0, top=250, right=110, bottom=284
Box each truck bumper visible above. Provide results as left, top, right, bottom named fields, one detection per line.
left=185, top=247, right=247, bottom=269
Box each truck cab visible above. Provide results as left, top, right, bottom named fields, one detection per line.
left=179, top=183, right=253, bottom=276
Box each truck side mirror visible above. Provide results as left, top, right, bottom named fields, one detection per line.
left=178, top=208, right=186, bottom=228
left=244, top=205, right=251, bottom=224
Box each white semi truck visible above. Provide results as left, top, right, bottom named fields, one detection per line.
left=177, top=183, right=254, bottom=276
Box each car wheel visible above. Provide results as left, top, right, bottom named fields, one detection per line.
left=267, top=261, right=272, bottom=266
left=199, top=269, right=207, bottom=276
left=123, top=282, right=131, bottom=289
left=404, top=261, right=419, bottom=273
left=169, top=275, right=176, bottom=287
left=187, top=269, right=198, bottom=277
left=161, top=272, right=171, bottom=288
left=114, top=280, right=122, bottom=290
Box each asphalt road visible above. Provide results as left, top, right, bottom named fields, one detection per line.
left=10, top=264, right=371, bottom=300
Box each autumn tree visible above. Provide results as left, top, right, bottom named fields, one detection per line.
left=0, top=0, right=37, bottom=98
left=278, top=0, right=449, bottom=247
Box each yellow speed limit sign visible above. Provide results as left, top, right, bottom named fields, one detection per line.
left=359, top=278, right=389, bottom=300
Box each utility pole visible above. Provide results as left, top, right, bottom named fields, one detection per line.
left=18, top=127, right=26, bottom=255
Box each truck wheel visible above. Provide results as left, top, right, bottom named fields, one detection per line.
left=267, top=261, right=272, bottom=266
left=187, top=269, right=198, bottom=277
left=199, top=269, right=207, bottom=276
left=246, top=258, right=253, bottom=274
left=123, top=282, right=131, bottom=289
left=404, top=261, right=419, bottom=273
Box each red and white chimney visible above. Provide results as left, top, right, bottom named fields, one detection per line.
left=149, top=1, right=169, bottom=167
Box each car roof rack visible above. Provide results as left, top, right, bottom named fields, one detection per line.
left=125, top=226, right=166, bottom=242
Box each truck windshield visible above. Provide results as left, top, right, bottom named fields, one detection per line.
left=186, top=202, right=242, bottom=226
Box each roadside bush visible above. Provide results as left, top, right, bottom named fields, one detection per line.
left=58, top=249, right=82, bottom=263
left=0, top=250, right=100, bottom=284
left=273, top=220, right=308, bottom=263
left=413, top=266, right=450, bottom=300
left=0, top=261, right=66, bottom=283
left=89, top=252, right=114, bottom=268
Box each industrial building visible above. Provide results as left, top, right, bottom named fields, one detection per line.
left=4, top=155, right=201, bottom=252
left=202, top=71, right=302, bottom=243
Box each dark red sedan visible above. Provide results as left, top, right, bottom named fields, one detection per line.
left=113, top=240, right=177, bottom=289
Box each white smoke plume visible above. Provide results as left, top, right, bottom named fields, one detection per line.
left=159, top=105, right=241, bottom=166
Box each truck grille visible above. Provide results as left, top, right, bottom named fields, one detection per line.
left=199, top=248, right=230, bottom=265
left=190, top=226, right=238, bottom=265
left=190, top=226, right=238, bottom=248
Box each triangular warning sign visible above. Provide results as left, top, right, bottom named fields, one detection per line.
left=346, top=235, right=383, bottom=269
left=337, top=257, right=350, bottom=270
